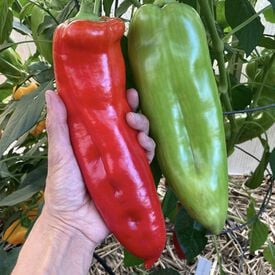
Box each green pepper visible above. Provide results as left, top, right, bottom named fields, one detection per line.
left=128, top=1, right=228, bottom=234
left=53, top=0, right=166, bottom=266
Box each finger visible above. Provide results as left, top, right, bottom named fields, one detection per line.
left=126, top=112, right=149, bottom=135
left=137, top=132, right=156, bottom=163
left=45, top=90, right=75, bottom=169
left=126, top=88, right=139, bottom=111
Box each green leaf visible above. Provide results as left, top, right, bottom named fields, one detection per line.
left=258, top=36, right=275, bottom=50
left=269, top=148, right=275, bottom=177
left=121, top=36, right=135, bottom=89
left=249, top=217, right=269, bottom=253
left=178, top=0, right=196, bottom=9
left=0, top=45, right=25, bottom=83
left=115, top=0, right=132, bottom=17
left=150, top=156, right=162, bottom=186
left=20, top=159, right=47, bottom=188
left=0, top=247, right=21, bottom=275
left=0, top=81, right=53, bottom=157
left=0, top=162, right=9, bottom=178
left=13, top=18, right=32, bottom=36
left=267, top=0, right=275, bottom=10
left=175, top=208, right=208, bottom=262
left=230, top=74, right=253, bottom=110
left=0, top=0, right=14, bottom=44
left=36, top=15, right=56, bottom=38
left=55, top=0, right=78, bottom=23
left=225, top=0, right=264, bottom=55
left=246, top=199, right=256, bottom=220
left=162, top=186, right=178, bottom=222
left=0, top=80, right=13, bottom=101
left=245, top=138, right=270, bottom=189
left=0, top=185, right=42, bottom=208
left=103, top=0, right=114, bottom=16
left=50, top=0, right=70, bottom=10
left=263, top=241, right=275, bottom=269
left=28, top=61, right=54, bottom=83
left=0, top=101, right=16, bottom=128
left=150, top=268, right=180, bottom=275
left=143, top=0, right=154, bottom=3
left=219, top=265, right=226, bottom=275
left=123, top=249, right=144, bottom=267
left=215, top=0, right=228, bottom=28
left=247, top=200, right=269, bottom=253
left=0, top=160, right=47, bottom=206
left=20, top=2, right=35, bottom=21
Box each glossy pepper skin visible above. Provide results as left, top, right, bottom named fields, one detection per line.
left=53, top=16, right=166, bottom=267
left=3, top=219, right=28, bottom=245
left=128, top=2, right=228, bottom=234
left=2, top=211, right=38, bottom=245
left=12, top=82, right=38, bottom=100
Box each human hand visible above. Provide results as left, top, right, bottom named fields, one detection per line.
left=43, top=88, right=155, bottom=246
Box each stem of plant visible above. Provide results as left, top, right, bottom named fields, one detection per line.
left=28, top=0, right=59, bottom=25
left=197, top=0, right=237, bottom=154
left=130, top=0, right=141, bottom=8
left=227, top=214, right=245, bottom=224
left=74, top=0, right=101, bottom=20
left=212, top=235, right=223, bottom=272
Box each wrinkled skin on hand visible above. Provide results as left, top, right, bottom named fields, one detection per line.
left=44, top=89, right=156, bottom=245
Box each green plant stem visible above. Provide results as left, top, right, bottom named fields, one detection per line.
left=74, top=0, right=101, bottom=20
left=130, top=0, right=141, bottom=8
left=0, top=41, right=42, bottom=52
left=28, top=0, right=59, bottom=25
left=198, top=1, right=228, bottom=96
left=227, top=214, right=245, bottom=224
left=197, top=0, right=237, bottom=153
left=208, top=0, right=213, bottom=15
left=212, top=235, right=224, bottom=273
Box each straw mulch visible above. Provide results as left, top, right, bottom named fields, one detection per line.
left=89, top=176, right=275, bottom=275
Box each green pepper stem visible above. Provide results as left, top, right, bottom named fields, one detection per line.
left=153, top=0, right=177, bottom=7
left=74, top=0, right=101, bottom=21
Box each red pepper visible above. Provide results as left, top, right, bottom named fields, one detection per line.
left=52, top=0, right=166, bottom=268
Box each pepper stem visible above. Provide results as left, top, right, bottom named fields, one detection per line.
left=74, top=0, right=101, bottom=21
left=153, top=0, right=177, bottom=7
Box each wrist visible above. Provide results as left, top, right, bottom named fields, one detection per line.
left=13, top=208, right=96, bottom=275
left=39, top=207, right=96, bottom=250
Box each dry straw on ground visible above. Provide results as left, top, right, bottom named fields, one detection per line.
left=89, top=176, right=275, bottom=275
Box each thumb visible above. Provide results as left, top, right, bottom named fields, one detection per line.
left=45, top=90, right=75, bottom=170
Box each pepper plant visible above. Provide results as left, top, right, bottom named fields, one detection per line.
left=0, top=0, right=275, bottom=273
